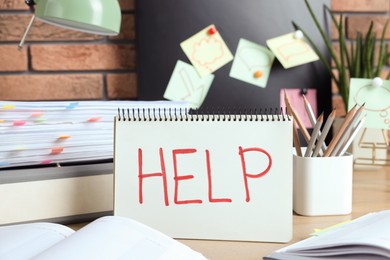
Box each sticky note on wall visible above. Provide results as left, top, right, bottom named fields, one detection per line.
left=180, top=24, right=233, bottom=77
left=267, top=32, right=319, bottom=69
left=348, top=78, right=390, bottom=130
left=164, top=60, right=214, bottom=109
left=229, top=38, right=275, bottom=88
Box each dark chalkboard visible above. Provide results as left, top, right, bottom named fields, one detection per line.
left=136, top=0, right=332, bottom=116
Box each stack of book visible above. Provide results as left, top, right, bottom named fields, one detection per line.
left=0, top=100, right=188, bottom=169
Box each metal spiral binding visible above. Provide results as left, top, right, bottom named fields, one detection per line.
left=117, top=107, right=291, bottom=122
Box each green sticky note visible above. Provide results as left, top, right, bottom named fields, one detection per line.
left=164, top=60, right=215, bottom=109
left=266, top=32, right=319, bottom=69
left=180, top=24, right=233, bottom=77
left=348, top=78, right=390, bottom=130
left=229, top=38, right=275, bottom=88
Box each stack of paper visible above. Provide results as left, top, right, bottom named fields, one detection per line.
left=0, top=100, right=188, bottom=169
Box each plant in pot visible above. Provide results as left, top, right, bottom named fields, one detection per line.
left=293, top=0, right=389, bottom=165
left=293, top=0, right=389, bottom=114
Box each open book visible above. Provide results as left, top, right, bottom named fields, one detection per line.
left=0, top=216, right=206, bottom=260
left=265, top=210, right=390, bottom=260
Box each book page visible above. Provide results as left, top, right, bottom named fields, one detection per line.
left=0, top=100, right=188, bottom=168
left=33, top=216, right=206, bottom=260
left=272, top=210, right=390, bottom=258
left=0, top=222, right=74, bottom=260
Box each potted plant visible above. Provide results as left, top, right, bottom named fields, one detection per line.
left=293, top=0, right=389, bottom=113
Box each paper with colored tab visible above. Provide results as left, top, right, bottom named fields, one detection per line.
left=280, top=88, right=317, bottom=128
left=180, top=24, right=233, bottom=77
left=164, top=60, right=214, bottom=108
left=0, top=100, right=189, bottom=168
left=229, top=38, right=275, bottom=88
left=266, top=31, right=319, bottom=69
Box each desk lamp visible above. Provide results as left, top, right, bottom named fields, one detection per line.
left=18, top=0, right=121, bottom=49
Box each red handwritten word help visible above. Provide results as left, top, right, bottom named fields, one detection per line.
left=137, top=146, right=272, bottom=206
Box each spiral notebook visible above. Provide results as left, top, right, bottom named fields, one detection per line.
left=114, top=108, right=293, bottom=242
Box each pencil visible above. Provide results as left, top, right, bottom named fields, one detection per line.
left=292, top=120, right=302, bottom=156
left=304, top=113, right=323, bottom=157
left=331, top=104, right=365, bottom=156
left=323, top=104, right=357, bottom=157
left=303, top=95, right=327, bottom=152
left=337, top=116, right=366, bottom=156
left=284, top=89, right=302, bottom=156
left=312, top=109, right=336, bottom=157
left=284, top=89, right=311, bottom=144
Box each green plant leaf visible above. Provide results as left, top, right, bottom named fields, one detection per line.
left=375, top=19, right=389, bottom=77
left=303, top=0, right=342, bottom=72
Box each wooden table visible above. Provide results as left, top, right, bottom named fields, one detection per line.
left=176, top=166, right=390, bottom=260
left=68, top=166, right=389, bottom=260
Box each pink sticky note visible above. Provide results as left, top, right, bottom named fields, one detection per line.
left=280, top=89, right=317, bottom=128
left=13, top=120, right=27, bottom=126
left=40, top=160, right=53, bottom=165
left=87, top=117, right=102, bottom=122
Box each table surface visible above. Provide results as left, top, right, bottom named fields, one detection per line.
left=68, top=165, right=390, bottom=260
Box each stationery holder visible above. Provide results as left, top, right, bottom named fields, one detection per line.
left=354, top=128, right=389, bottom=166
left=293, top=153, right=353, bottom=216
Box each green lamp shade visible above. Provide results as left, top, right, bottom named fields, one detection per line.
left=34, top=0, right=121, bottom=35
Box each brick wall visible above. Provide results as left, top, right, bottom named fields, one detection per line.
left=330, top=0, right=390, bottom=116
left=0, top=0, right=388, bottom=113
left=0, top=0, right=136, bottom=101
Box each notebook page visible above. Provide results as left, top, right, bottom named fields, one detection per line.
left=0, top=223, right=74, bottom=260
left=114, top=111, right=293, bottom=242
left=33, top=216, right=206, bottom=260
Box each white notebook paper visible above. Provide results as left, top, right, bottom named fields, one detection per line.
left=114, top=108, right=293, bottom=242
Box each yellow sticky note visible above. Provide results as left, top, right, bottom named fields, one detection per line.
left=180, top=24, right=233, bottom=77
left=266, top=32, right=319, bottom=69
left=311, top=220, right=351, bottom=236
left=2, top=104, right=15, bottom=110
left=58, top=135, right=71, bottom=140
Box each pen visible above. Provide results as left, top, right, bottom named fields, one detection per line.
left=304, top=113, right=323, bottom=157
left=330, top=104, right=365, bottom=156
left=324, top=104, right=357, bottom=157
left=303, top=95, right=327, bottom=153
left=337, top=116, right=366, bottom=156
left=312, top=109, right=336, bottom=157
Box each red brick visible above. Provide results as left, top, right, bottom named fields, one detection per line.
left=30, top=44, right=135, bottom=71
left=331, top=70, right=340, bottom=94
left=347, top=16, right=390, bottom=40
left=382, top=68, right=390, bottom=78
left=0, top=14, right=102, bottom=42
left=0, top=0, right=28, bottom=10
left=106, top=73, right=137, bottom=99
left=332, top=95, right=347, bottom=116
left=331, top=0, right=390, bottom=12
left=0, top=74, right=103, bottom=100
left=330, top=15, right=344, bottom=40
left=0, top=45, right=28, bottom=71
left=109, top=14, right=135, bottom=41
left=118, top=0, right=135, bottom=11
